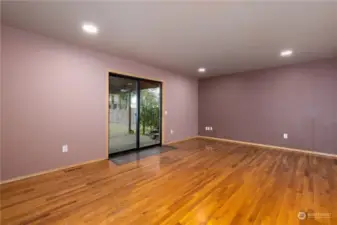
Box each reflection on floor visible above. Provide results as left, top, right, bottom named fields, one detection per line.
left=109, top=145, right=177, bottom=165
left=2, top=138, right=336, bottom=224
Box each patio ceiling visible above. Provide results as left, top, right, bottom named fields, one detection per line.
left=109, top=75, right=160, bottom=94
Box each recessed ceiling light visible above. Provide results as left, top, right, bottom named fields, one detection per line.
left=198, top=67, right=206, bottom=73
left=280, top=49, right=293, bottom=57
left=82, top=23, right=98, bottom=34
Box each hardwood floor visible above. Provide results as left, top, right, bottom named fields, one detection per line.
left=1, top=138, right=336, bottom=225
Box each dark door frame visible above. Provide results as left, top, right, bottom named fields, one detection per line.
left=108, top=72, right=163, bottom=157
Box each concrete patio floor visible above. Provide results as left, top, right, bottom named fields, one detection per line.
left=109, top=134, right=159, bottom=154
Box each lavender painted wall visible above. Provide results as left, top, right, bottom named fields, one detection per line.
left=1, top=26, right=198, bottom=181
left=199, top=58, right=337, bottom=154
left=0, top=25, right=3, bottom=181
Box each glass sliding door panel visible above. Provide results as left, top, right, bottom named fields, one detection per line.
left=108, top=76, right=138, bottom=154
left=139, top=80, right=161, bottom=148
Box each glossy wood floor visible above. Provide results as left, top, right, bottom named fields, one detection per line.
left=1, top=138, right=336, bottom=225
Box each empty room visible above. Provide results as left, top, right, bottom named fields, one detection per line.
left=0, top=1, right=336, bottom=225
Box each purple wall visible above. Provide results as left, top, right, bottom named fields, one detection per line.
left=0, top=25, right=3, bottom=181
left=199, top=58, right=337, bottom=154
left=1, top=26, right=198, bottom=181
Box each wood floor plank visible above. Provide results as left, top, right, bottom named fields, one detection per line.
left=1, top=138, right=336, bottom=224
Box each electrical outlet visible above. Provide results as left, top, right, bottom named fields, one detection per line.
left=205, top=127, right=208, bottom=131
left=164, top=111, right=168, bottom=115
left=170, top=129, right=174, bottom=134
left=283, top=133, right=288, bottom=139
left=210, top=127, right=213, bottom=131
left=62, top=144, right=68, bottom=153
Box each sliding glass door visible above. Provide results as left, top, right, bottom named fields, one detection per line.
left=108, top=76, right=138, bottom=154
left=139, top=80, right=161, bottom=148
left=108, top=73, right=162, bottom=156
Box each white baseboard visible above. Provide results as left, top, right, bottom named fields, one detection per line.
left=197, top=136, right=337, bottom=159
left=2, top=136, right=335, bottom=185
left=0, top=158, right=106, bottom=185
left=165, top=136, right=197, bottom=145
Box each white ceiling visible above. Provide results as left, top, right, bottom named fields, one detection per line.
left=1, top=1, right=337, bottom=77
